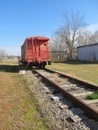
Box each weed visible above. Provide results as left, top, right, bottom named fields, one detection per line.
left=86, top=90, right=98, bottom=100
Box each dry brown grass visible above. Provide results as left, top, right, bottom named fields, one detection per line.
left=0, top=61, right=49, bottom=130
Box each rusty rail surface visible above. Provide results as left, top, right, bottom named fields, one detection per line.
left=45, top=68, right=98, bottom=90
left=33, top=69, right=98, bottom=120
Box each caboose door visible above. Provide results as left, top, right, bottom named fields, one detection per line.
left=33, top=39, right=41, bottom=63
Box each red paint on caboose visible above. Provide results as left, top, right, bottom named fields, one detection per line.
left=21, top=36, right=51, bottom=68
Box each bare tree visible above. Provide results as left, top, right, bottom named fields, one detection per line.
left=94, top=30, right=98, bottom=42
left=77, top=29, right=98, bottom=47
left=0, top=49, right=6, bottom=62
left=49, top=36, right=67, bottom=61
left=77, top=29, right=95, bottom=46
left=53, top=12, right=86, bottom=60
left=49, top=35, right=66, bottom=51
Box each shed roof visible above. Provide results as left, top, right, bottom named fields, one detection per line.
left=77, top=43, right=98, bottom=48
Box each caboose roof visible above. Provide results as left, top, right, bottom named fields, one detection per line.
left=26, top=36, right=49, bottom=41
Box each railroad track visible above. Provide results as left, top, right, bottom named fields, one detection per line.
left=33, top=68, right=98, bottom=121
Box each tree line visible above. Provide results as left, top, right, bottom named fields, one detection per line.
left=49, top=12, right=98, bottom=61
left=0, top=49, right=6, bottom=62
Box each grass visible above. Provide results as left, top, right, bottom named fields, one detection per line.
left=47, top=62, right=98, bottom=85
left=86, top=91, right=98, bottom=100
left=0, top=60, right=49, bottom=130
left=1, top=59, right=98, bottom=129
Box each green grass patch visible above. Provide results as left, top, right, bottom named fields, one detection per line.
left=24, top=105, right=36, bottom=122
left=86, top=91, right=98, bottom=100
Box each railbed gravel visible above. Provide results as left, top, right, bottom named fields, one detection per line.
left=24, top=70, right=98, bottom=130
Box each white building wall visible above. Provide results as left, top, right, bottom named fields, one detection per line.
left=77, top=44, right=98, bottom=61
left=95, top=45, right=98, bottom=61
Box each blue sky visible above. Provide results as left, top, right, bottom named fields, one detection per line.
left=0, top=0, right=98, bottom=55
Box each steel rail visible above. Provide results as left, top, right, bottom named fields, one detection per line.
left=45, top=68, right=98, bottom=90
left=33, top=69, right=98, bottom=120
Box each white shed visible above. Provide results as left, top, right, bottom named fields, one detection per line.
left=77, top=43, right=98, bottom=62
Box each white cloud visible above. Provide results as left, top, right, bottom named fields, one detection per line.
left=85, top=23, right=98, bottom=33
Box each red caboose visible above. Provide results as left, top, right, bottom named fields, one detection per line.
left=21, top=36, right=51, bottom=68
